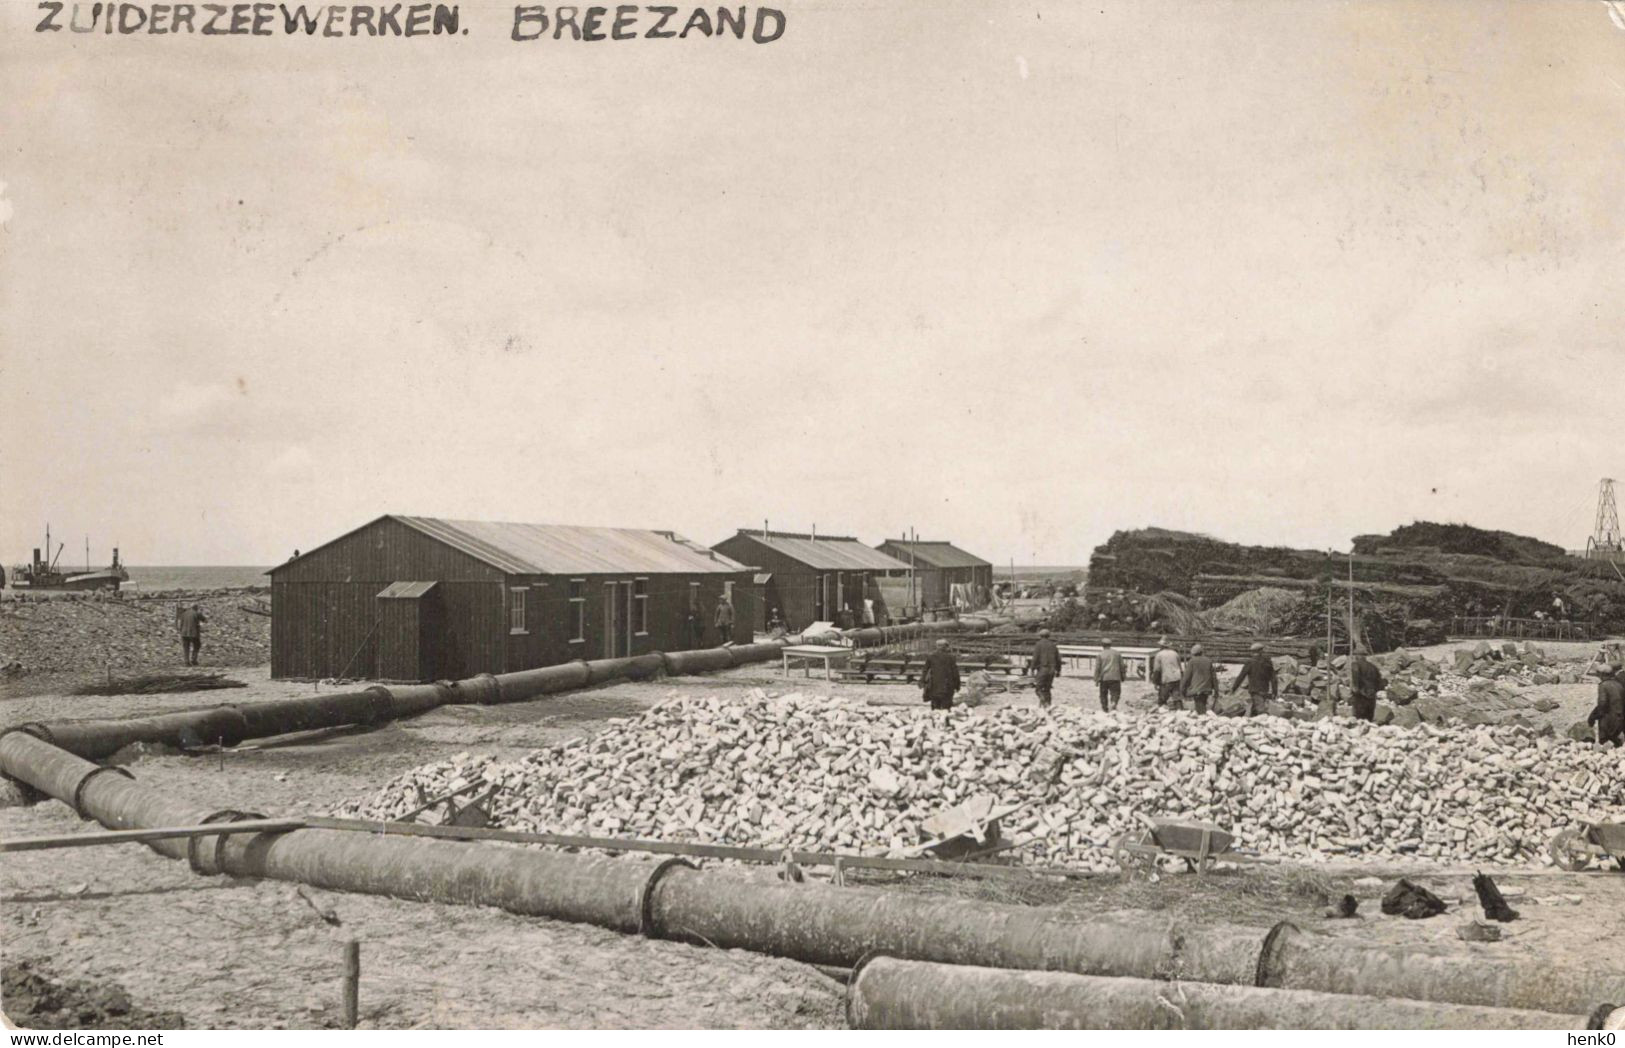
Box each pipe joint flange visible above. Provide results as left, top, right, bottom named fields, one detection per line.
left=723, top=643, right=744, bottom=667
left=363, top=687, right=395, bottom=724
left=637, top=857, right=697, bottom=938
left=572, top=659, right=595, bottom=685
left=0, top=723, right=56, bottom=747
left=653, top=652, right=672, bottom=675
left=1585, top=1003, right=1623, bottom=1031
left=1255, top=920, right=1298, bottom=988
left=843, top=951, right=885, bottom=1028
left=186, top=808, right=270, bottom=876
left=70, top=765, right=135, bottom=820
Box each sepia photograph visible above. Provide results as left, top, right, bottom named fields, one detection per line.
left=2, top=0, right=1623, bottom=1035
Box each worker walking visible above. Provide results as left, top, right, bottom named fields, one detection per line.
left=1095, top=639, right=1124, bottom=713
left=1029, top=628, right=1062, bottom=709
left=1149, top=636, right=1183, bottom=710
left=176, top=602, right=207, bottom=666
left=1228, top=642, right=1277, bottom=716
left=1181, top=643, right=1218, bottom=714
left=1588, top=663, right=1625, bottom=748
left=713, top=595, right=735, bottom=646
left=919, top=639, right=961, bottom=711
left=1348, top=647, right=1386, bottom=723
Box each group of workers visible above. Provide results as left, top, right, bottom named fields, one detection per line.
left=917, top=630, right=1625, bottom=747
left=683, top=595, right=740, bottom=649
left=920, top=630, right=1394, bottom=722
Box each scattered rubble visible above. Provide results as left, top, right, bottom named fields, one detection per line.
left=1382, top=879, right=1448, bottom=919
left=1473, top=871, right=1519, bottom=922
left=1267, top=641, right=1589, bottom=730
left=337, top=690, right=1625, bottom=871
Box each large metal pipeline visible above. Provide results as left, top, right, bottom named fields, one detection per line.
left=645, top=863, right=1625, bottom=1015
left=1259, top=921, right=1625, bottom=1017
left=1, top=728, right=1621, bottom=1021
left=7, top=684, right=445, bottom=762
left=2, top=641, right=799, bottom=762
left=646, top=863, right=1264, bottom=982
left=3, top=616, right=1019, bottom=763
left=0, top=730, right=682, bottom=930
left=846, top=958, right=1613, bottom=1030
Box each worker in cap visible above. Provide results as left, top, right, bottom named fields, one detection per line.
left=175, top=601, right=207, bottom=666
left=712, top=593, right=735, bottom=645
left=1149, top=635, right=1183, bottom=711
left=1181, top=642, right=1219, bottom=715
left=1029, top=628, right=1062, bottom=710
left=1587, top=663, right=1625, bottom=748
left=919, top=638, right=961, bottom=711
left=1229, top=642, right=1278, bottom=717
left=1095, top=638, right=1124, bottom=713
left=1348, top=645, right=1386, bottom=723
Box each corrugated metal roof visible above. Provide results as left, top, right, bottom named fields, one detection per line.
left=727, top=531, right=912, bottom=572
left=377, top=581, right=438, bottom=599
left=393, top=517, right=749, bottom=576
left=878, top=540, right=991, bottom=569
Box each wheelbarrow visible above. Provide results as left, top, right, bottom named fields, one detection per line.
left=902, top=795, right=1032, bottom=863
left=400, top=779, right=496, bottom=828
left=1114, top=817, right=1272, bottom=875
left=1547, top=821, right=1625, bottom=871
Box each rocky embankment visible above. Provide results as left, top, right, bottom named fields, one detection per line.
left=0, top=591, right=270, bottom=677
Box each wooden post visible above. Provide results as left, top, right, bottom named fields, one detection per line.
left=342, top=940, right=360, bottom=1029
left=1346, top=553, right=1355, bottom=652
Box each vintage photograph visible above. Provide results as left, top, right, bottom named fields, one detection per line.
left=2, top=0, right=1623, bottom=1034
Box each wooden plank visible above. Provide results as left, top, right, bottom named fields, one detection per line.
left=304, top=816, right=1098, bottom=881
left=0, top=819, right=306, bottom=853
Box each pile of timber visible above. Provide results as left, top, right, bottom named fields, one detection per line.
left=952, top=632, right=1321, bottom=662
left=836, top=651, right=1017, bottom=684
left=337, top=691, right=1625, bottom=871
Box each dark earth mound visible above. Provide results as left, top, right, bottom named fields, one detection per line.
left=2, top=960, right=187, bottom=1029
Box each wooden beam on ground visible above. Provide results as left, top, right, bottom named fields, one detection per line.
left=0, top=819, right=307, bottom=853
left=304, top=816, right=1099, bottom=881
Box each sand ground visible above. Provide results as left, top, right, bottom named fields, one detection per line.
left=2, top=652, right=1622, bottom=1029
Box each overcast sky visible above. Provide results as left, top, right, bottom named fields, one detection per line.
left=3, top=1, right=1622, bottom=566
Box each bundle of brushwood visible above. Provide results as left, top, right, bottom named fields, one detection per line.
left=71, top=672, right=247, bottom=696
left=1206, top=587, right=1305, bottom=634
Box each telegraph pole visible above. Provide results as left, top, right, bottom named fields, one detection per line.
left=1325, top=550, right=1333, bottom=661
left=1347, top=550, right=1356, bottom=653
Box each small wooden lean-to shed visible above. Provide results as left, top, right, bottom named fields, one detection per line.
left=375, top=580, right=441, bottom=682
left=269, top=515, right=753, bottom=681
